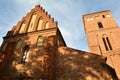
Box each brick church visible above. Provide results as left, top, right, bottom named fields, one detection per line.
left=0, top=5, right=119, bottom=80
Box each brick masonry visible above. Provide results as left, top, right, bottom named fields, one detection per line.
left=0, top=5, right=119, bottom=80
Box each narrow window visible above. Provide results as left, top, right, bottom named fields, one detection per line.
left=106, top=37, right=112, bottom=50
left=28, top=12, right=37, bottom=32
left=103, top=35, right=113, bottom=51
left=44, top=22, right=49, bottom=29
left=98, top=22, right=103, bottom=28
left=37, top=37, right=44, bottom=47
left=103, top=38, right=108, bottom=51
left=21, top=45, right=30, bottom=63
left=37, top=17, right=43, bottom=30
left=19, top=22, right=26, bottom=33
left=102, top=15, right=105, bottom=18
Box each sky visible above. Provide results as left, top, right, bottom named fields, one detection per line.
left=0, top=0, right=120, bottom=51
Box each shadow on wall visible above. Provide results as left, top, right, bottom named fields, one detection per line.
left=0, top=33, right=55, bottom=79
left=55, top=47, right=118, bottom=80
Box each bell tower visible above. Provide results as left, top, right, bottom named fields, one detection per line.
left=83, top=10, right=120, bottom=54
left=83, top=10, right=120, bottom=78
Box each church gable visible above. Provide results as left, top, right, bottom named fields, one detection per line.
left=9, top=5, right=57, bottom=36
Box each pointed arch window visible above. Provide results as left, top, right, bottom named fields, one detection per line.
left=21, top=45, right=30, bottom=63
left=37, top=37, right=44, bottom=47
left=19, top=21, right=26, bottom=33
left=103, top=37, right=108, bottom=51
left=44, top=22, right=49, bottom=29
left=37, top=17, right=43, bottom=30
left=106, top=37, right=112, bottom=50
left=98, top=22, right=103, bottom=28
left=102, top=35, right=112, bottom=51
left=28, top=12, right=37, bottom=32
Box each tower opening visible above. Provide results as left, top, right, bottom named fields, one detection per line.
left=106, top=37, right=112, bottom=50
left=21, top=45, right=30, bottom=63
left=103, top=38, right=109, bottom=51
left=103, top=36, right=112, bottom=51
left=98, top=22, right=103, bottom=28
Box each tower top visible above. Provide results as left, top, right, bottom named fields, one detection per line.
left=83, top=10, right=110, bottom=17
left=83, top=10, right=119, bottom=54
left=82, top=10, right=118, bottom=33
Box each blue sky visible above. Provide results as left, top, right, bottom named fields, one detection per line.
left=0, top=0, right=120, bottom=51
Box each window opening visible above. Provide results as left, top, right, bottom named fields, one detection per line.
left=103, top=38, right=109, bottom=51
left=102, top=15, right=105, bottom=18
left=21, top=45, right=30, bottom=63
left=37, top=17, right=43, bottom=30
left=37, top=37, right=44, bottom=47
left=44, top=22, right=49, bottom=29
left=98, top=22, right=103, bottom=28
left=28, top=12, right=37, bottom=32
left=19, top=22, right=26, bottom=33
left=107, top=15, right=110, bottom=17
left=106, top=37, right=112, bottom=50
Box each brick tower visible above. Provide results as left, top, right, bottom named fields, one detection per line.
left=83, top=10, right=120, bottom=78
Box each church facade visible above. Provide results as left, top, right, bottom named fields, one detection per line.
left=0, top=5, right=119, bottom=80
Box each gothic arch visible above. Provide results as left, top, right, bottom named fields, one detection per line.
left=21, top=45, right=30, bottom=63
left=19, top=21, right=26, bottom=33
left=44, top=21, right=49, bottom=29
left=37, top=17, right=43, bottom=30
left=102, top=34, right=112, bottom=51
left=27, top=11, right=38, bottom=32
left=36, top=36, right=44, bottom=47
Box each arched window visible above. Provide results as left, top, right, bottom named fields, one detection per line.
left=102, top=35, right=112, bottom=51
left=44, top=22, right=49, bottom=29
left=103, top=37, right=108, bottom=51
left=16, top=40, right=22, bottom=49
left=37, top=17, right=43, bottom=30
left=98, top=22, right=103, bottom=28
left=28, top=12, right=37, bottom=32
left=19, top=21, right=26, bottom=33
left=106, top=37, right=112, bottom=50
left=37, top=37, right=44, bottom=47
left=21, top=45, right=30, bottom=63
left=102, top=15, right=105, bottom=18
